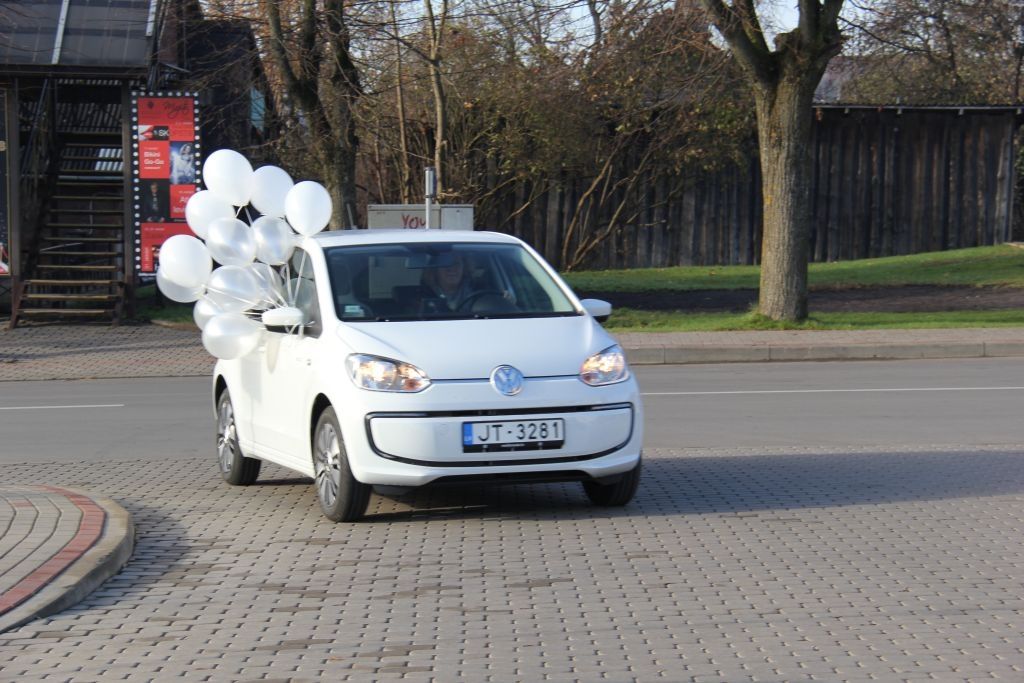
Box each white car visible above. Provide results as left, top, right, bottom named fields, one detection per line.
left=212, top=229, right=643, bottom=521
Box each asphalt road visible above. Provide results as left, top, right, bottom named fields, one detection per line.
left=3, top=358, right=1024, bottom=681
left=0, top=376, right=211, bottom=463
left=2, top=358, right=1022, bottom=463
left=641, top=357, right=1024, bottom=449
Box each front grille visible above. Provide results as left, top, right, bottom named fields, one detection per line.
left=429, top=470, right=592, bottom=486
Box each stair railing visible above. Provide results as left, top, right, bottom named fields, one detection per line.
left=17, top=79, right=59, bottom=280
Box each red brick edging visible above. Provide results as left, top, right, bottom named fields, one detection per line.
left=0, top=486, right=106, bottom=615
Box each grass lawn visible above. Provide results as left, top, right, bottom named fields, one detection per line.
left=563, top=245, right=1024, bottom=292
left=563, top=244, right=1024, bottom=331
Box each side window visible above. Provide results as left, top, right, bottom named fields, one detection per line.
left=287, top=249, right=322, bottom=337
left=328, top=253, right=376, bottom=321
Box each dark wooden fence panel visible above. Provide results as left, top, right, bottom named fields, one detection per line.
left=810, top=107, right=1019, bottom=263
left=478, top=107, right=1021, bottom=270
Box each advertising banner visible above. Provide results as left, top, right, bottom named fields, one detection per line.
left=366, top=204, right=474, bottom=230
left=130, top=93, right=200, bottom=277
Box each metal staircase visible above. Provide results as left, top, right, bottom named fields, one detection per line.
left=10, top=86, right=127, bottom=328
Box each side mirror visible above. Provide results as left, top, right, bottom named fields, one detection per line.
left=580, top=298, right=612, bottom=323
left=262, top=306, right=305, bottom=330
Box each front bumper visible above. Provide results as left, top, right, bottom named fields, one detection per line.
left=338, top=376, right=643, bottom=487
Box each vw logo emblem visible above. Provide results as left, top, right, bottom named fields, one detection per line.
left=490, top=365, right=524, bottom=396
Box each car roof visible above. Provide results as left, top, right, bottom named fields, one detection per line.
left=306, top=229, right=524, bottom=249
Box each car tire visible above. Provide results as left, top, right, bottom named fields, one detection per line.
left=216, top=389, right=261, bottom=486
left=582, top=459, right=641, bottom=506
left=313, top=406, right=371, bottom=522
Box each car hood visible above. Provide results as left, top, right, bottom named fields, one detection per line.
left=333, top=315, right=617, bottom=379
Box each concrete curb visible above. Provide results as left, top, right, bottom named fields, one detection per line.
left=620, top=337, right=1024, bottom=365
left=623, top=343, right=1018, bottom=365
left=0, top=489, right=134, bottom=634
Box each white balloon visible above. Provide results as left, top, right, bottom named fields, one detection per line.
left=206, top=264, right=264, bottom=313
left=193, top=296, right=223, bottom=330
left=184, top=190, right=234, bottom=240
left=159, top=234, right=212, bottom=290
left=251, top=262, right=285, bottom=308
left=284, top=181, right=333, bottom=236
left=250, top=166, right=294, bottom=218
left=202, top=312, right=262, bottom=360
left=156, top=267, right=204, bottom=303
left=203, top=149, right=254, bottom=206
left=206, top=217, right=257, bottom=267
left=252, top=216, right=296, bottom=265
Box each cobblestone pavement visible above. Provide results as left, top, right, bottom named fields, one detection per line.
left=2, top=445, right=1023, bottom=682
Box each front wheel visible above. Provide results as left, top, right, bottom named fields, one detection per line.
left=583, top=459, right=641, bottom=506
left=216, top=389, right=261, bottom=485
left=312, top=407, right=371, bottom=522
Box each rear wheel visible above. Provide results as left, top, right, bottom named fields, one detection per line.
left=216, top=389, right=261, bottom=485
left=313, top=407, right=371, bottom=522
left=583, top=459, right=641, bottom=506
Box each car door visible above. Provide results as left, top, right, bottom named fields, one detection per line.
left=256, top=249, right=322, bottom=471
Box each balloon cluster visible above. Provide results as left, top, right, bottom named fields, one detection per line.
left=156, top=149, right=333, bottom=360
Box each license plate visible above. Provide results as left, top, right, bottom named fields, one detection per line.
left=462, top=418, right=565, bottom=453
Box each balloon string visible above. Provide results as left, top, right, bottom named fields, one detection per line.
left=249, top=265, right=290, bottom=308
left=281, top=253, right=310, bottom=307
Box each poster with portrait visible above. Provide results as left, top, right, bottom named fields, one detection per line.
left=130, top=93, right=201, bottom=277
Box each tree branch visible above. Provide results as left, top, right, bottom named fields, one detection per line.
left=262, top=0, right=300, bottom=97
left=698, top=0, right=775, bottom=85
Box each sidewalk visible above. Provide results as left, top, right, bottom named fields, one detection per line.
left=615, top=326, right=1024, bottom=364
left=2, top=320, right=1024, bottom=381
left=1, top=320, right=1022, bottom=633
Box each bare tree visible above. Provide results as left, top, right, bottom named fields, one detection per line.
left=843, top=0, right=1024, bottom=104
left=200, top=0, right=760, bottom=265
left=698, top=0, right=844, bottom=321
left=422, top=0, right=450, bottom=193
left=389, top=1, right=413, bottom=203
left=262, top=0, right=362, bottom=228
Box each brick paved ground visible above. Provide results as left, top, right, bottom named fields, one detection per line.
left=1, top=444, right=1022, bottom=682
left=0, top=323, right=213, bottom=381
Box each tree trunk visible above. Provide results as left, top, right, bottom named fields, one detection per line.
left=392, top=2, right=411, bottom=204
left=696, top=0, right=843, bottom=322
left=429, top=60, right=447, bottom=192
left=328, top=124, right=359, bottom=229
left=753, top=76, right=817, bottom=320
left=308, top=110, right=358, bottom=230
left=263, top=0, right=361, bottom=230
left=424, top=0, right=448, bottom=195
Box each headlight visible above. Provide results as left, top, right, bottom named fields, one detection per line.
left=346, top=354, right=430, bottom=392
left=579, top=345, right=629, bottom=386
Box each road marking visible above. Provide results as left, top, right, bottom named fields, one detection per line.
left=644, top=386, right=1024, bottom=396
left=0, top=404, right=124, bottom=411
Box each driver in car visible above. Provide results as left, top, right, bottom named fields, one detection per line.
left=423, top=253, right=473, bottom=310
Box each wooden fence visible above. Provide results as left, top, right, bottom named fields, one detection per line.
left=480, top=106, right=1023, bottom=270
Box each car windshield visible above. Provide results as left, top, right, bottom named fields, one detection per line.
left=323, top=242, right=579, bottom=322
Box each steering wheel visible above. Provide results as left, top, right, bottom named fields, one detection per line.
left=457, top=289, right=512, bottom=312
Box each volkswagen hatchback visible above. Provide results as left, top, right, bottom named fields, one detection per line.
left=212, top=229, right=643, bottom=521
